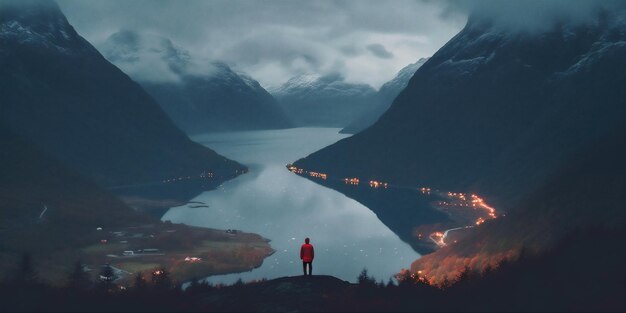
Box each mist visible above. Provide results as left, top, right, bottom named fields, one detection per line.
left=445, top=0, right=626, bottom=32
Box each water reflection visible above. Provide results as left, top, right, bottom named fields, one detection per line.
left=162, top=128, right=420, bottom=283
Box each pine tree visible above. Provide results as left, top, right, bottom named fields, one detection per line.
left=97, top=263, right=116, bottom=293
left=386, top=277, right=396, bottom=288
left=133, top=271, right=147, bottom=292
left=357, top=268, right=376, bottom=287
left=100, top=264, right=115, bottom=282
left=377, top=279, right=385, bottom=289
left=67, top=261, right=91, bottom=291
left=15, top=253, right=37, bottom=285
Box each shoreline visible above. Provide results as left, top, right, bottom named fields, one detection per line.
left=81, top=222, right=275, bottom=285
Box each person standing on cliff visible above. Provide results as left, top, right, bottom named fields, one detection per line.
left=300, top=237, right=314, bottom=276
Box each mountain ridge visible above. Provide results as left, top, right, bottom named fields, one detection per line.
left=101, top=30, right=293, bottom=134
left=0, top=1, right=245, bottom=188
left=270, top=73, right=377, bottom=127
left=341, top=58, right=429, bottom=134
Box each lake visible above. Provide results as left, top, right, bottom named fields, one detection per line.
left=162, top=128, right=420, bottom=284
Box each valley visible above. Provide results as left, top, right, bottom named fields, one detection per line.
left=2, top=0, right=626, bottom=311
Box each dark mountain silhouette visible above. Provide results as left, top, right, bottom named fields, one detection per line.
left=293, top=8, right=626, bottom=260
left=0, top=1, right=245, bottom=188
left=0, top=124, right=146, bottom=261
left=341, top=58, right=428, bottom=134
left=269, top=73, right=377, bottom=127
left=295, top=9, right=626, bottom=211
left=101, top=30, right=293, bottom=134
left=413, top=126, right=626, bottom=281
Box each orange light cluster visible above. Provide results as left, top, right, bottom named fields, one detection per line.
left=309, top=171, right=328, bottom=180
left=287, top=165, right=305, bottom=174
left=343, top=177, right=360, bottom=185
left=429, top=232, right=446, bottom=247
left=471, top=194, right=497, bottom=218
left=447, top=192, right=467, bottom=201
left=369, top=180, right=388, bottom=189
left=437, top=201, right=475, bottom=207
left=420, top=187, right=432, bottom=194
left=475, top=217, right=485, bottom=225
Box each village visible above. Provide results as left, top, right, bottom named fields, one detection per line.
left=80, top=222, right=274, bottom=287
left=286, top=164, right=500, bottom=250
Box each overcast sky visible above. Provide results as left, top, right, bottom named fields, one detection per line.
left=56, top=0, right=467, bottom=89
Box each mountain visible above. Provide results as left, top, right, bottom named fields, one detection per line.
left=100, top=30, right=292, bottom=134
left=294, top=11, right=626, bottom=210
left=341, top=58, right=428, bottom=134
left=0, top=124, right=146, bottom=261
left=412, top=126, right=626, bottom=282
left=269, top=74, right=377, bottom=127
left=0, top=1, right=245, bottom=189
left=292, top=9, right=626, bottom=257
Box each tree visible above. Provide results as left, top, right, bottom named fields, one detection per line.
left=133, top=271, right=147, bottom=292
left=15, top=253, right=37, bottom=285
left=151, top=267, right=172, bottom=290
left=386, top=278, right=396, bottom=288
left=100, top=264, right=115, bottom=282
left=66, top=261, right=91, bottom=291
left=357, top=268, right=376, bottom=287
left=97, top=263, right=116, bottom=293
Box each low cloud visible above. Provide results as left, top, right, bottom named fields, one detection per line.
left=100, top=30, right=219, bottom=83
left=366, top=43, right=394, bottom=59
left=57, top=0, right=466, bottom=89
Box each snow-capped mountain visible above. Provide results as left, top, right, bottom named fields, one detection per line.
left=269, top=73, right=377, bottom=127
left=341, top=58, right=429, bottom=134
left=100, top=30, right=292, bottom=134
left=0, top=1, right=244, bottom=187
left=377, top=58, right=429, bottom=105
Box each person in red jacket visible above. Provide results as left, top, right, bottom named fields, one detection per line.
left=300, top=237, right=314, bottom=276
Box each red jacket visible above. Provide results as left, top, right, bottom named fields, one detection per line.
left=300, top=243, right=314, bottom=262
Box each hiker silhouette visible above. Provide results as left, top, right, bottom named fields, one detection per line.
left=300, top=237, right=314, bottom=276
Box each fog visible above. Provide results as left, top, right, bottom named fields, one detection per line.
left=8, top=1, right=624, bottom=88
left=56, top=0, right=466, bottom=88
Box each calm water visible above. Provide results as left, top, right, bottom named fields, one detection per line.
left=162, top=128, right=420, bottom=284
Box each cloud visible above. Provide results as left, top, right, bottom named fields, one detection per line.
left=56, top=0, right=467, bottom=89
left=100, top=29, right=222, bottom=83
left=366, top=43, right=394, bottom=59
left=444, top=0, right=626, bottom=32
left=55, top=0, right=626, bottom=88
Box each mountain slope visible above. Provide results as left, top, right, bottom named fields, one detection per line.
left=295, top=11, right=626, bottom=211
left=0, top=1, right=245, bottom=188
left=101, top=30, right=292, bottom=134
left=270, top=74, right=377, bottom=127
left=0, top=124, right=146, bottom=260
left=341, top=58, right=428, bottom=134
left=412, top=126, right=626, bottom=282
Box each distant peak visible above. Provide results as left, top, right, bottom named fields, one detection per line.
left=0, top=0, right=92, bottom=54
left=0, top=0, right=64, bottom=23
